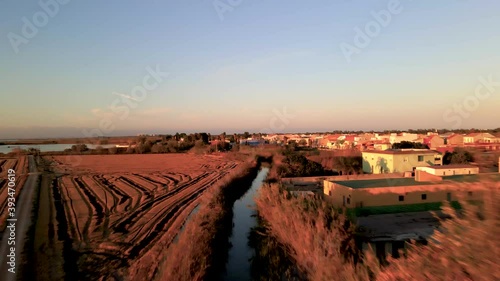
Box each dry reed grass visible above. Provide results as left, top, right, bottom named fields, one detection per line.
left=255, top=181, right=500, bottom=281
left=155, top=159, right=257, bottom=281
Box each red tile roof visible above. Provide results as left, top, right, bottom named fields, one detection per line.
left=423, top=135, right=443, bottom=145
left=344, top=135, right=356, bottom=142
left=324, top=134, right=341, bottom=141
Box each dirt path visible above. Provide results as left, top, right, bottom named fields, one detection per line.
left=0, top=155, right=39, bottom=280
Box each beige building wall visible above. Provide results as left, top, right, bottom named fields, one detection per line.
left=428, top=137, right=444, bottom=148
left=362, top=152, right=394, bottom=174
left=373, top=143, right=391, bottom=150
left=464, top=136, right=475, bottom=143
left=325, top=181, right=483, bottom=208
left=392, top=153, right=437, bottom=172
left=416, top=166, right=479, bottom=176
left=389, top=133, right=418, bottom=144
left=362, top=151, right=440, bottom=174
left=323, top=181, right=353, bottom=207
left=352, top=185, right=482, bottom=207
left=447, top=135, right=464, bottom=146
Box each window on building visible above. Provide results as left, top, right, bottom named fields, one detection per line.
left=347, top=197, right=351, bottom=204
left=468, top=191, right=473, bottom=196
left=418, top=155, right=424, bottom=162
left=447, top=192, right=452, bottom=201
left=398, top=195, right=404, bottom=201
left=421, top=194, right=427, bottom=200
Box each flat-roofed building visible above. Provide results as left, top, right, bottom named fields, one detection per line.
left=415, top=165, right=479, bottom=176
left=389, top=133, right=418, bottom=144
left=323, top=173, right=499, bottom=209
left=362, top=149, right=442, bottom=174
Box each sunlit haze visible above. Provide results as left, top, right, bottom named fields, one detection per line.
left=1, top=1, right=500, bottom=138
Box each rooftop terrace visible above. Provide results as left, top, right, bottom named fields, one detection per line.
left=332, top=173, right=500, bottom=189
left=362, top=149, right=438, bottom=155
left=332, top=178, right=430, bottom=189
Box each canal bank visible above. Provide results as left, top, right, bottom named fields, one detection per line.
left=213, top=157, right=303, bottom=281
left=221, top=167, right=269, bottom=281
left=158, top=156, right=271, bottom=281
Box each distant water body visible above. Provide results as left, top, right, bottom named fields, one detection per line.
left=0, top=144, right=115, bottom=154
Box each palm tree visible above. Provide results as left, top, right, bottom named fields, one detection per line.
left=375, top=157, right=388, bottom=174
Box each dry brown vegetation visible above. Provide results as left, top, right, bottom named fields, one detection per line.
left=307, top=150, right=363, bottom=174
left=156, top=161, right=257, bottom=281
left=40, top=154, right=246, bottom=280
left=377, top=186, right=500, bottom=281
left=0, top=156, right=28, bottom=229
left=256, top=183, right=369, bottom=281
left=255, top=181, right=500, bottom=281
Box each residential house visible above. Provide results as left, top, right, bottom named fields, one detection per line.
left=373, top=140, right=391, bottom=150
left=415, top=164, right=479, bottom=177
left=362, top=149, right=442, bottom=174
left=321, top=134, right=342, bottom=149
left=323, top=171, right=500, bottom=261
left=341, top=135, right=360, bottom=149
left=413, top=137, right=425, bottom=144
left=464, top=133, right=479, bottom=144
left=445, top=134, right=464, bottom=146
left=464, top=132, right=497, bottom=143
left=358, top=133, right=376, bottom=142
left=480, top=133, right=499, bottom=143
left=323, top=173, right=498, bottom=208
left=389, top=133, right=418, bottom=144
left=423, top=135, right=445, bottom=149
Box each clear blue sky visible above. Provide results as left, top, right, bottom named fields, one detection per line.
left=1, top=0, right=499, bottom=138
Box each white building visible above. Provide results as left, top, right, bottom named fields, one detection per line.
left=389, top=133, right=418, bottom=144
left=415, top=165, right=479, bottom=176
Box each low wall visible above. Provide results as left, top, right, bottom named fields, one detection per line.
left=415, top=170, right=443, bottom=182
left=282, top=173, right=404, bottom=184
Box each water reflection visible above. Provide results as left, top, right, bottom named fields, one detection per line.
left=221, top=167, right=305, bottom=281
left=223, top=168, right=269, bottom=281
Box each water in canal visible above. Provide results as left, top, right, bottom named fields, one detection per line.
left=222, top=167, right=269, bottom=281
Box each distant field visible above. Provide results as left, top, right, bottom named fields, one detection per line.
left=48, top=154, right=236, bottom=174
left=38, top=154, right=243, bottom=279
